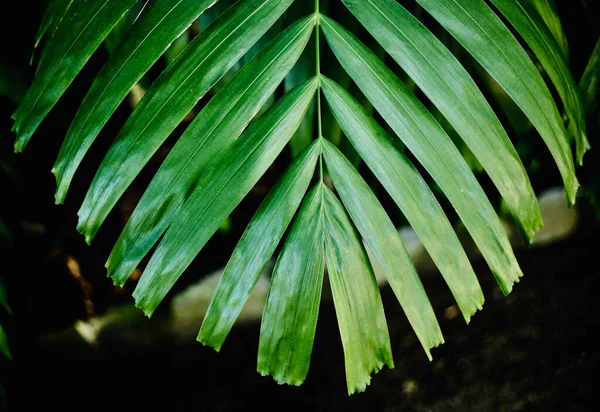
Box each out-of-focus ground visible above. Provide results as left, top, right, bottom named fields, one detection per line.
left=7, top=201, right=599, bottom=411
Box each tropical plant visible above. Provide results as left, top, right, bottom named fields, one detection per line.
left=11, top=0, right=595, bottom=394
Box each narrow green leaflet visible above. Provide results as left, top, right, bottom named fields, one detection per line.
left=414, top=0, right=578, bottom=205
left=285, top=43, right=316, bottom=157
left=321, top=77, right=484, bottom=318
left=34, top=0, right=73, bottom=49
left=77, top=0, right=294, bottom=242
left=323, top=140, right=442, bottom=358
left=580, top=39, right=600, bottom=113
left=13, top=0, right=138, bottom=151
left=106, top=16, right=316, bottom=286
left=532, top=0, right=569, bottom=59
left=337, top=1, right=541, bottom=241
left=34, top=0, right=76, bottom=70
left=199, top=141, right=319, bottom=351
left=284, top=1, right=317, bottom=157
left=322, top=15, right=522, bottom=294
left=53, top=0, right=217, bottom=203
left=0, top=324, right=10, bottom=360
left=258, top=184, right=325, bottom=386
left=490, top=0, right=589, bottom=164
left=102, top=0, right=146, bottom=55
left=133, top=78, right=317, bottom=316
left=322, top=186, right=393, bottom=394
left=0, top=278, right=10, bottom=315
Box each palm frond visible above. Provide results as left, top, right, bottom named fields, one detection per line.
left=15, top=0, right=587, bottom=394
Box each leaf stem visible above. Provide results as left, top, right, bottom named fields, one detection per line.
left=315, top=0, right=323, bottom=181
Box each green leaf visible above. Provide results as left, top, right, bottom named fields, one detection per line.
left=53, top=0, right=217, bottom=204
left=199, top=140, right=319, bottom=351
left=133, top=78, right=318, bottom=316
left=0, top=278, right=10, bottom=315
left=322, top=185, right=393, bottom=395
left=34, top=0, right=73, bottom=50
left=106, top=15, right=316, bottom=286
left=531, top=0, right=569, bottom=59
left=257, top=184, right=325, bottom=387
left=321, top=77, right=484, bottom=319
left=13, top=0, right=139, bottom=151
left=489, top=0, right=589, bottom=164
left=335, top=2, right=541, bottom=241
left=102, top=0, right=145, bottom=55
left=284, top=40, right=316, bottom=157
left=0, top=324, right=10, bottom=360
left=76, top=0, right=295, bottom=242
left=322, top=140, right=442, bottom=358
left=321, top=21, right=522, bottom=296
left=413, top=0, right=578, bottom=205
left=580, top=39, right=600, bottom=114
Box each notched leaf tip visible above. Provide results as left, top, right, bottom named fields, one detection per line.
left=463, top=296, right=485, bottom=324
left=197, top=338, right=222, bottom=353
left=258, top=369, right=304, bottom=387
left=132, top=298, right=153, bottom=319
left=349, top=360, right=392, bottom=395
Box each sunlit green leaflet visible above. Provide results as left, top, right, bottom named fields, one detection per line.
left=77, top=0, right=294, bottom=243
left=322, top=185, right=394, bottom=394
left=339, top=0, right=541, bottom=241
left=322, top=140, right=442, bottom=358
left=258, top=183, right=325, bottom=387
left=53, top=0, right=217, bottom=203
left=321, top=16, right=522, bottom=295
left=106, top=15, right=315, bottom=286
left=199, top=140, right=319, bottom=351
left=133, top=78, right=317, bottom=316
left=414, top=0, right=578, bottom=205
left=489, top=0, right=589, bottom=164
left=532, top=0, right=569, bottom=59
left=320, top=77, right=484, bottom=320
left=13, top=0, right=138, bottom=152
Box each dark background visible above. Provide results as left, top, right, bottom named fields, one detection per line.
left=1, top=0, right=599, bottom=410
